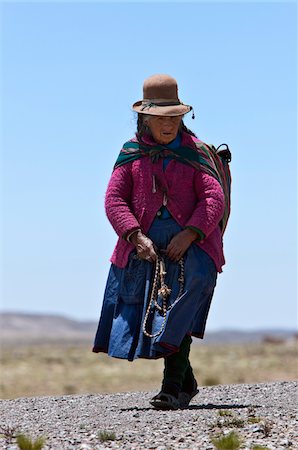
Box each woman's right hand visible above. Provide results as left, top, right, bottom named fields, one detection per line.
left=130, top=231, right=157, bottom=263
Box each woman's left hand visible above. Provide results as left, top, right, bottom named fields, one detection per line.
left=166, top=229, right=198, bottom=262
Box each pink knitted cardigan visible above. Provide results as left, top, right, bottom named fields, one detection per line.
left=105, top=133, right=226, bottom=272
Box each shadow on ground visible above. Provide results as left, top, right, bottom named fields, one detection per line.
left=120, top=403, right=262, bottom=412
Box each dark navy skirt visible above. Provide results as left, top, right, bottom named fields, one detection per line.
left=93, top=217, right=217, bottom=361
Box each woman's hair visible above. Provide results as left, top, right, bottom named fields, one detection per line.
left=136, top=114, right=197, bottom=142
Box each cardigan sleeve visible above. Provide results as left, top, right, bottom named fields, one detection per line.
left=104, top=163, right=141, bottom=239
left=184, top=171, right=225, bottom=238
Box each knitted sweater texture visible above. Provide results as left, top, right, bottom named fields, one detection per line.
left=105, top=133, right=226, bottom=272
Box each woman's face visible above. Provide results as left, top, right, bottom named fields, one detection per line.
left=146, top=115, right=182, bottom=145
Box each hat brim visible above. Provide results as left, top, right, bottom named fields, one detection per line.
left=132, top=101, right=192, bottom=117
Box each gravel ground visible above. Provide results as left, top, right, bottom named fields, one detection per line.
left=0, top=381, right=297, bottom=450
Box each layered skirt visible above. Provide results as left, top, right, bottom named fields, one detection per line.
left=93, top=217, right=217, bottom=361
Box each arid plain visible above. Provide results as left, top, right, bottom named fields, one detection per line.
left=1, top=339, right=297, bottom=400
left=1, top=313, right=297, bottom=400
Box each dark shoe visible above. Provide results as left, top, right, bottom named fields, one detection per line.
left=150, top=391, right=180, bottom=410
left=178, top=380, right=199, bottom=408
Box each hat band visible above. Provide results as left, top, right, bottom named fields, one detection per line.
left=141, top=99, right=182, bottom=111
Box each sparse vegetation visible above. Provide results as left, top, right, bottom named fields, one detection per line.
left=0, top=424, right=19, bottom=444
left=211, top=431, right=242, bottom=449
left=209, top=409, right=276, bottom=449
left=248, top=416, right=262, bottom=423
left=260, top=419, right=273, bottom=437
left=247, top=407, right=262, bottom=424
left=63, top=384, right=77, bottom=395
left=203, top=375, right=221, bottom=386
left=225, top=418, right=245, bottom=428
left=218, top=409, right=234, bottom=417
left=1, top=340, right=297, bottom=398
left=16, top=434, right=46, bottom=450
left=98, top=430, right=116, bottom=442
left=210, top=410, right=245, bottom=429
left=251, top=446, right=271, bottom=450
left=211, top=416, right=245, bottom=430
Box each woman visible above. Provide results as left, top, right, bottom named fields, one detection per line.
left=93, top=74, right=231, bottom=410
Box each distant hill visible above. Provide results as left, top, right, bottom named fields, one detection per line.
left=0, top=312, right=296, bottom=345
left=0, top=312, right=97, bottom=344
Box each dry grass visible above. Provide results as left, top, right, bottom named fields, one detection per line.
left=0, top=340, right=297, bottom=399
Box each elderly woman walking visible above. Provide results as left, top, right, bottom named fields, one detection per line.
left=93, top=74, right=231, bottom=410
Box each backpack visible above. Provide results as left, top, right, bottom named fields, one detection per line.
left=195, top=142, right=232, bottom=235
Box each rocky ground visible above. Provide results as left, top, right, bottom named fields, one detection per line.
left=0, top=381, right=297, bottom=450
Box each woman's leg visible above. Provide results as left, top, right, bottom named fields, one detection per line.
left=181, top=362, right=197, bottom=393
left=162, top=334, right=194, bottom=397
left=150, top=334, right=194, bottom=410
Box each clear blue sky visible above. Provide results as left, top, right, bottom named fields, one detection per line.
left=1, top=1, right=297, bottom=331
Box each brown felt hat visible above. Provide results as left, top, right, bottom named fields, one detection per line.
left=132, top=74, right=192, bottom=117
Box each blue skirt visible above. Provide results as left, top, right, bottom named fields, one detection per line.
left=93, top=217, right=217, bottom=361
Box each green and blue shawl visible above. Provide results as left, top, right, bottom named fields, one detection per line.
left=114, top=137, right=231, bottom=234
